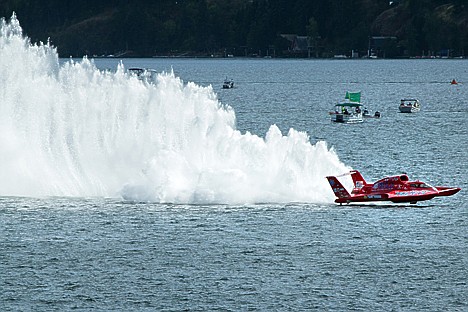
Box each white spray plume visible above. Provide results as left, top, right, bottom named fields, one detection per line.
left=0, top=14, right=350, bottom=204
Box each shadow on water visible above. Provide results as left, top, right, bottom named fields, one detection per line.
left=341, top=203, right=434, bottom=209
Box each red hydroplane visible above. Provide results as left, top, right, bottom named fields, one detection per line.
left=326, top=170, right=461, bottom=204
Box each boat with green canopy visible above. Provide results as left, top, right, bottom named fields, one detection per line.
left=330, top=91, right=364, bottom=123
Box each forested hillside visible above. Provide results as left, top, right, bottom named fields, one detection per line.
left=1, top=0, right=467, bottom=58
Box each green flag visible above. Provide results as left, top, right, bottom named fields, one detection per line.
left=345, top=91, right=361, bottom=103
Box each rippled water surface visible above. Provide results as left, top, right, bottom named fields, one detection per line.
left=2, top=197, right=467, bottom=311
left=2, top=59, right=467, bottom=311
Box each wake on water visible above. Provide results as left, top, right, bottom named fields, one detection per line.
left=0, top=14, right=350, bottom=204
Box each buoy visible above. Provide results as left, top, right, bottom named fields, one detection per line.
left=451, top=79, right=458, bottom=85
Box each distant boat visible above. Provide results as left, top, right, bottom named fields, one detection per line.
left=128, top=67, right=158, bottom=81
left=223, top=78, right=234, bottom=89
left=399, top=99, right=420, bottom=113
left=329, top=91, right=364, bottom=123
left=451, top=79, right=458, bottom=85
left=363, top=108, right=381, bottom=118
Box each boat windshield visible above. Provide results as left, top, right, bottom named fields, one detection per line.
left=410, top=183, right=432, bottom=188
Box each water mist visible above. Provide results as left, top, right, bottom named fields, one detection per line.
left=0, top=14, right=350, bottom=204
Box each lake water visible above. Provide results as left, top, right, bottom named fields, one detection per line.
left=1, top=17, right=467, bottom=311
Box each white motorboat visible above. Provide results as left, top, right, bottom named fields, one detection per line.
left=330, top=102, right=364, bottom=123
left=330, top=91, right=364, bottom=123
left=128, top=67, right=158, bottom=82
left=399, top=99, right=420, bottom=113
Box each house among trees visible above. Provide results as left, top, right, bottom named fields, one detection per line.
left=280, top=34, right=318, bottom=57
left=367, top=36, right=398, bottom=58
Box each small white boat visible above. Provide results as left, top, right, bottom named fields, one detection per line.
left=223, top=78, right=234, bottom=89
left=330, top=103, right=364, bottom=123
left=128, top=67, right=158, bottom=82
left=399, top=99, right=420, bottom=113
left=330, top=91, right=364, bottom=123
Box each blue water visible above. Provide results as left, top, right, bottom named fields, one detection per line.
left=1, top=196, right=467, bottom=311
left=1, top=53, right=468, bottom=310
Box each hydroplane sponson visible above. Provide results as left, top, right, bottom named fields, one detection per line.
left=327, top=170, right=461, bottom=204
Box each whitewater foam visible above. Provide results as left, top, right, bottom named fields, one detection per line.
left=0, top=14, right=350, bottom=204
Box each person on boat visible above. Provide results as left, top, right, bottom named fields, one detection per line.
left=355, top=107, right=361, bottom=113
left=344, top=108, right=349, bottom=115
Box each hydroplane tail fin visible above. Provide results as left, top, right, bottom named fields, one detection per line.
left=350, top=170, right=367, bottom=191
left=326, top=176, right=351, bottom=199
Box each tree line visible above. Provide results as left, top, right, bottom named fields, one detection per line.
left=1, top=0, right=467, bottom=58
